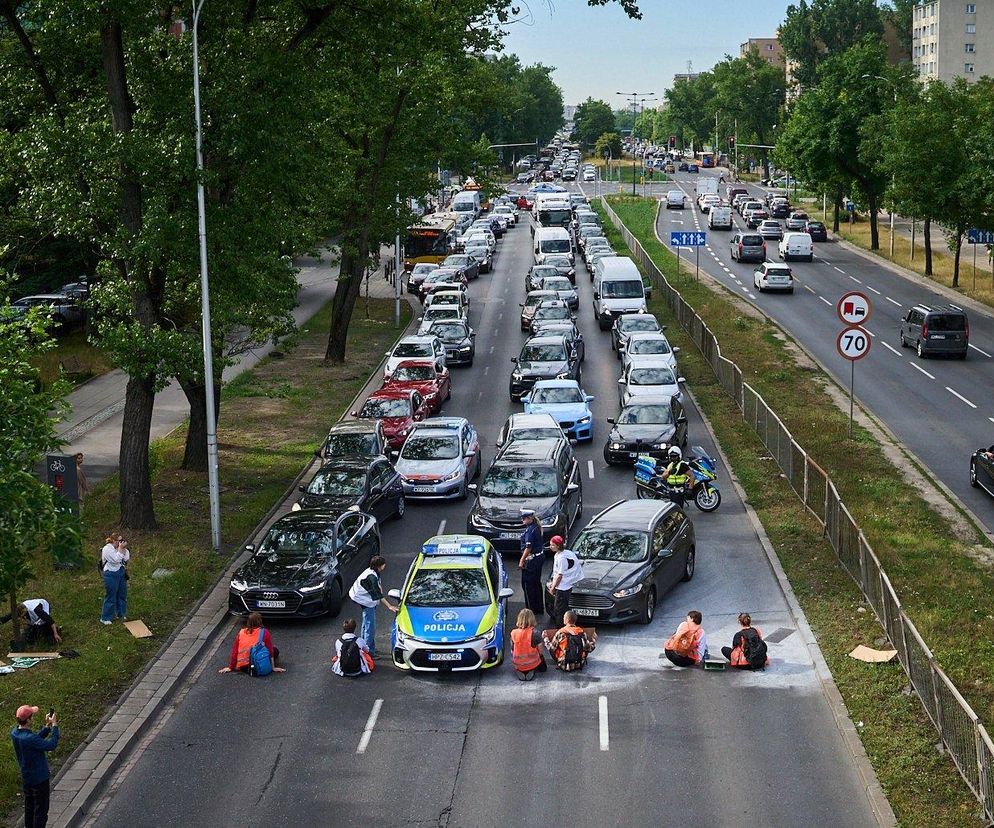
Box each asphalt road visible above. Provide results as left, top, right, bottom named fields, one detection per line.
left=652, top=171, right=994, bottom=534
left=86, top=202, right=882, bottom=828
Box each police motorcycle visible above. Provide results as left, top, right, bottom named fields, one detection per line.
left=633, top=447, right=722, bottom=512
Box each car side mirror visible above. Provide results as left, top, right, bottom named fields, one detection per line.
left=644, top=286, right=653, bottom=299
left=314, top=447, right=323, bottom=458
left=387, top=588, right=402, bottom=600
left=414, top=413, right=423, bottom=421
left=585, top=395, right=595, bottom=402
left=244, top=543, right=255, bottom=553
left=519, top=303, right=525, bottom=308
left=617, top=378, right=624, bottom=384
left=673, top=347, right=681, bottom=354
left=566, top=483, right=580, bottom=493
left=678, top=377, right=686, bottom=384
left=390, top=450, right=400, bottom=461
left=618, top=344, right=626, bottom=352
left=677, top=414, right=688, bottom=423
left=593, top=291, right=600, bottom=300
left=467, top=483, right=478, bottom=493
left=369, top=484, right=383, bottom=495
left=298, top=485, right=306, bottom=493
left=521, top=394, right=531, bottom=403
left=511, top=357, right=518, bottom=363
left=498, top=587, right=514, bottom=599
left=350, top=410, right=358, bottom=417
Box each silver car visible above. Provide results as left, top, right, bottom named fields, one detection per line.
left=621, top=332, right=680, bottom=373
left=618, top=357, right=685, bottom=406
left=538, top=275, right=579, bottom=310
left=394, top=418, right=481, bottom=500
left=9, top=294, right=85, bottom=329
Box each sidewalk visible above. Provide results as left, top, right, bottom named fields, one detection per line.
left=59, top=246, right=402, bottom=487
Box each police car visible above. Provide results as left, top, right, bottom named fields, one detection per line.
left=387, top=535, right=512, bottom=672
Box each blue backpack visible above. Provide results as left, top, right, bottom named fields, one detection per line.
left=249, top=629, right=273, bottom=677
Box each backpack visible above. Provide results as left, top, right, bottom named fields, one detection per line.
left=249, top=629, right=273, bottom=677
left=562, top=631, right=586, bottom=668
left=671, top=627, right=698, bottom=658
left=740, top=628, right=767, bottom=670
left=338, top=637, right=362, bottom=676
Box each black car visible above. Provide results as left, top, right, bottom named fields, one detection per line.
left=611, top=313, right=662, bottom=356
left=545, top=499, right=695, bottom=625
left=318, top=420, right=388, bottom=461
left=467, top=438, right=582, bottom=553
left=528, top=300, right=574, bottom=335
left=971, top=445, right=994, bottom=498
left=604, top=396, right=687, bottom=465
left=805, top=221, right=828, bottom=242
left=530, top=320, right=584, bottom=363
left=427, top=319, right=476, bottom=366
left=228, top=508, right=380, bottom=618
left=525, top=265, right=561, bottom=293
left=544, top=254, right=576, bottom=285
left=294, top=457, right=405, bottom=522
left=509, top=335, right=580, bottom=400
left=442, top=254, right=480, bottom=282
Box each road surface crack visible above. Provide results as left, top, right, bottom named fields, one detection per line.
left=255, top=739, right=283, bottom=807
left=437, top=679, right=479, bottom=827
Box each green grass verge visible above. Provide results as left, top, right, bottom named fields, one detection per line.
left=32, top=330, right=114, bottom=388
left=0, top=298, right=409, bottom=814
left=596, top=195, right=987, bottom=826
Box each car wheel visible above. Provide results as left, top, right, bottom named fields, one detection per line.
left=917, top=340, right=926, bottom=359
left=395, top=494, right=406, bottom=520
left=971, top=460, right=979, bottom=488
left=681, top=546, right=696, bottom=582
left=899, top=332, right=907, bottom=348
left=323, top=579, right=344, bottom=617
left=639, top=587, right=656, bottom=625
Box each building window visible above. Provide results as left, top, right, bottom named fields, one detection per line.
left=931, top=22, right=936, bottom=34
left=966, top=23, right=976, bottom=32
left=965, top=62, right=975, bottom=73
left=966, top=43, right=975, bottom=52
left=966, top=3, right=976, bottom=13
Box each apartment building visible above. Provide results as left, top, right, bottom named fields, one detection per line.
left=913, top=0, right=994, bottom=82
left=740, top=38, right=785, bottom=67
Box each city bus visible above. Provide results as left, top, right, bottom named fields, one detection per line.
left=403, top=214, right=458, bottom=271
left=700, top=151, right=716, bottom=168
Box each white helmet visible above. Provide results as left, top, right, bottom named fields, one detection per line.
left=667, top=446, right=682, bottom=460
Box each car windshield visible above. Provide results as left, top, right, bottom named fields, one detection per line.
left=424, top=307, right=458, bottom=320
left=430, top=323, right=467, bottom=343
left=481, top=466, right=559, bottom=497
left=361, top=398, right=410, bottom=418
left=405, top=568, right=491, bottom=607
left=620, top=317, right=657, bottom=332
left=534, top=306, right=570, bottom=322
left=401, top=434, right=460, bottom=460
left=575, top=528, right=648, bottom=563
left=411, top=264, right=438, bottom=276
left=618, top=404, right=673, bottom=425
left=630, top=367, right=676, bottom=386
left=930, top=314, right=966, bottom=332
left=530, top=267, right=558, bottom=281
left=510, top=427, right=563, bottom=442
left=444, top=256, right=468, bottom=266
left=530, top=386, right=583, bottom=404
left=430, top=294, right=459, bottom=305
left=465, top=246, right=487, bottom=257
left=306, top=468, right=366, bottom=496
left=392, top=365, right=435, bottom=382
left=540, top=239, right=571, bottom=253
left=325, top=433, right=378, bottom=457
left=520, top=343, right=565, bottom=362
left=542, top=278, right=572, bottom=292
left=260, top=527, right=336, bottom=557
left=395, top=342, right=432, bottom=358
left=631, top=339, right=670, bottom=355
left=545, top=256, right=571, bottom=268
left=601, top=281, right=644, bottom=299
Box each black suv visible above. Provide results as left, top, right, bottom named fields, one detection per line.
left=466, top=438, right=582, bottom=553
left=228, top=509, right=380, bottom=619
left=900, top=303, right=969, bottom=359
left=509, top=335, right=580, bottom=400
left=546, top=499, right=695, bottom=625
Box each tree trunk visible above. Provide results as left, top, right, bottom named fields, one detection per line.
left=9, top=590, right=20, bottom=642
left=180, top=374, right=221, bottom=472
left=119, top=375, right=158, bottom=529
left=952, top=226, right=963, bottom=288
left=326, top=232, right=370, bottom=363
left=832, top=190, right=842, bottom=233
left=924, top=218, right=933, bottom=276
left=867, top=191, right=879, bottom=250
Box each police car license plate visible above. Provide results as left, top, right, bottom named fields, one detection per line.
left=573, top=608, right=599, bottom=617
left=627, top=452, right=637, bottom=459
left=256, top=600, right=285, bottom=609
left=413, top=486, right=435, bottom=493
left=499, top=532, right=519, bottom=539
left=428, top=652, right=461, bottom=662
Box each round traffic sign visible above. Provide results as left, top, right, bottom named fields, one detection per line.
left=836, top=326, right=871, bottom=361
left=837, top=291, right=872, bottom=326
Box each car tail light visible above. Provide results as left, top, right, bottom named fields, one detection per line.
left=922, top=321, right=929, bottom=338
left=738, top=243, right=743, bottom=253
left=965, top=317, right=970, bottom=339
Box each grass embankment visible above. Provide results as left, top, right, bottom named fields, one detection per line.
left=597, top=195, right=987, bottom=826
left=585, top=156, right=669, bottom=185
left=33, top=330, right=114, bottom=387
left=0, top=299, right=409, bottom=814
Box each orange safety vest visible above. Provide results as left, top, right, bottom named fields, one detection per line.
left=235, top=628, right=260, bottom=670
left=511, top=627, right=543, bottom=672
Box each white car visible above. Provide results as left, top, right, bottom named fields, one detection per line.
left=697, top=194, right=721, bottom=213
left=778, top=232, right=814, bottom=262
left=620, top=332, right=680, bottom=373
left=418, top=305, right=463, bottom=334
left=385, top=335, right=445, bottom=377
left=583, top=168, right=596, bottom=182
left=753, top=262, right=794, bottom=294
left=618, top=357, right=685, bottom=406
left=493, top=205, right=516, bottom=226
left=425, top=289, right=469, bottom=315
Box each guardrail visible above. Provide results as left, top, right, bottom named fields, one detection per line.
left=600, top=195, right=994, bottom=821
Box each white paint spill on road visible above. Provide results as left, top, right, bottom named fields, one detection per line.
left=599, top=695, right=610, bottom=751
left=356, top=699, right=383, bottom=754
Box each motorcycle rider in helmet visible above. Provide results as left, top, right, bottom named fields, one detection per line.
left=659, top=446, right=694, bottom=507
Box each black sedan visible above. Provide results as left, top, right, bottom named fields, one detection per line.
left=604, top=396, right=687, bottom=465
left=228, top=508, right=380, bottom=618
left=318, top=420, right=387, bottom=461
left=442, top=254, right=480, bottom=282
left=530, top=320, right=584, bottom=363
left=805, top=221, right=828, bottom=242
left=427, top=319, right=476, bottom=366
left=970, top=445, right=994, bottom=498
left=509, top=335, right=580, bottom=400
left=293, top=457, right=405, bottom=522
left=545, top=499, right=695, bottom=625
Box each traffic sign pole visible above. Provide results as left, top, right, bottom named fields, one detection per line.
left=849, top=360, right=855, bottom=438
left=836, top=324, right=872, bottom=439
left=695, top=245, right=699, bottom=282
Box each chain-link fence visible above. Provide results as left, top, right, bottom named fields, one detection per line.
left=600, top=196, right=994, bottom=822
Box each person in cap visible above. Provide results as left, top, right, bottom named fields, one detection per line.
left=547, top=535, right=583, bottom=628
left=11, top=704, right=59, bottom=828
left=517, top=509, right=545, bottom=617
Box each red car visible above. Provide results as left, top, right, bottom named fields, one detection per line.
left=381, top=359, right=451, bottom=415
left=352, top=388, right=431, bottom=449
left=516, top=195, right=534, bottom=210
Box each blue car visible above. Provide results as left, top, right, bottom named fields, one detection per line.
left=522, top=379, right=595, bottom=441
left=388, top=535, right=512, bottom=672
left=687, top=163, right=699, bottom=173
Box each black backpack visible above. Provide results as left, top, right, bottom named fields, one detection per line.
left=563, top=631, right=586, bottom=667
left=339, top=638, right=362, bottom=676
left=740, top=628, right=768, bottom=670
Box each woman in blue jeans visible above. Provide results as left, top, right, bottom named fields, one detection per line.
left=100, top=535, right=130, bottom=624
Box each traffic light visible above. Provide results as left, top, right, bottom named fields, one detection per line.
left=728, top=136, right=736, bottom=148
left=668, top=135, right=676, bottom=149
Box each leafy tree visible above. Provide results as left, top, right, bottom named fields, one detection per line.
left=663, top=73, right=717, bottom=149
left=572, top=98, right=615, bottom=148
left=594, top=132, right=622, bottom=160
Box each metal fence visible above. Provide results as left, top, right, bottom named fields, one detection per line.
left=600, top=196, right=994, bottom=821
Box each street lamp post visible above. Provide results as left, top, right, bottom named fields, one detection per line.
left=192, top=0, right=222, bottom=552
left=863, top=74, right=899, bottom=257
left=617, top=91, right=654, bottom=196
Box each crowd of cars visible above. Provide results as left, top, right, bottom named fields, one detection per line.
left=7, top=277, right=90, bottom=333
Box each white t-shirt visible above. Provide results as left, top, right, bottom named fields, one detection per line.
left=552, top=549, right=584, bottom=591
left=22, top=599, right=50, bottom=626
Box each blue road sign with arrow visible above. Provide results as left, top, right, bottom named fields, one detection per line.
left=670, top=231, right=707, bottom=247
left=967, top=228, right=994, bottom=245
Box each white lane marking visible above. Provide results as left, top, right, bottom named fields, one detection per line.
left=881, top=341, right=902, bottom=356
left=671, top=219, right=684, bottom=225
left=498, top=312, right=504, bottom=320
left=833, top=266, right=845, bottom=274
left=356, top=699, right=384, bottom=754
left=818, top=296, right=832, bottom=307
left=885, top=297, right=902, bottom=307
left=804, top=285, right=815, bottom=294
left=947, top=386, right=977, bottom=408
left=599, top=695, right=610, bottom=751
left=849, top=275, right=862, bottom=284
left=740, top=286, right=749, bottom=293
left=989, top=417, right=994, bottom=425
left=483, top=366, right=489, bottom=375
left=437, top=519, right=446, bottom=535
left=489, top=346, right=495, bottom=354
left=969, top=344, right=992, bottom=358
left=747, top=292, right=756, bottom=299
left=867, top=286, right=882, bottom=295
left=909, top=362, right=935, bottom=379
left=587, top=460, right=595, bottom=479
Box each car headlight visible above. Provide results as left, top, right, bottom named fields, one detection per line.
left=652, top=442, right=668, bottom=449
left=459, top=345, right=472, bottom=352
left=441, top=468, right=462, bottom=482
left=577, top=415, right=590, bottom=425
left=540, top=514, right=559, bottom=527
left=481, top=625, right=497, bottom=644
left=299, top=581, right=327, bottom=593
left=512, top=371, right=522, bottom=381
left=470, top=512, right=491, bottom=528
left=396, top=627, right=408, bottom=645
left=230, top=578, right=248, bottom=593
left=638, top=306, right=648, bottom=313
left=613, top=584, right=643, bottom=599
left=610, top=442, right=623, bottom=450
left=291, top=502, right=302, bottom=512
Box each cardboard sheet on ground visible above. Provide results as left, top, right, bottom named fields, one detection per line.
left=6, top=652, right=60, bottom=659
left=848, top=645, right=897, bottom=663
left=124, top=620, right=153, bottom=639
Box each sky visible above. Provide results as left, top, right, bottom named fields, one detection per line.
left=500, top=0, right=792, bottom=108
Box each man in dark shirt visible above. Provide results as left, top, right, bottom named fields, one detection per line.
left=517, top=509, right=545, bottom=617
left=11, top=705, right=59, bottom=828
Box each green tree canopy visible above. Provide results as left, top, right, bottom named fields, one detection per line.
left=573, top=98, right=615, bottom=148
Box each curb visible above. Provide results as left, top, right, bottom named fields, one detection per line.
left=48, top=298, right=418, bottom=828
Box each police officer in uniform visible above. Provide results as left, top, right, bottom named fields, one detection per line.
left=517, top=509, right=545, bottom=617
left=660, top=446, right=693, bottom=507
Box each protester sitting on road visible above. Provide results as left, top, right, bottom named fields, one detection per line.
left=721, top=613, right=769, bottom=670
left=1, top=599, right=62, bottom=646
left=348, top=556, right=399, bottom=658
left=11, top=704, right=59, bottom=828
left=332, top=618, right=374, bottom=677
left=663, top=610, right=707, bottom=667
left=219, top=612, right=286, bottom=674
left=544, top=610, right=596, bottom=672
left=510, top=609, right=547, bottom=681
left=100, top=534, right=130, bottom=625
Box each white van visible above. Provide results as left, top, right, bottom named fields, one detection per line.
left=708, top=206, right=733, bottom=230
left=696, top=177, right=720, bottom=197
left=779, top=232, right=814, bottom=262
left=665, top=189, right=685, bottom=209
left=533, top=227, right=573, bottom=265
left=450, top=190, right=481, bottom=219
left=592, top=257, right=649, bottom=330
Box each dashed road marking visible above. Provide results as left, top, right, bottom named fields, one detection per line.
left=909, top=362, right=935, bottom=379
left=804, top=285, right=815, bottom=294
left=833, top=266, right=845, bottom=274
left=588, top=460, right=595, bottom=479
left=437, top=519, right=447, bottom=535
left=818, top=296, right=832, bottom=307
left=881, top=341, right=902, bottom=356
left=849, top=275, right=862, bottom=284
left=599, top=695, right=610, bottom=751
left=969, top=344, right=992, bottom=358
left=356, top=699, right=383, bottom=754
left=947, top=386, right=977, bottom=408
left=867, top=286, right=881, bottom=295
left=885, top=297, right=902, bottom=307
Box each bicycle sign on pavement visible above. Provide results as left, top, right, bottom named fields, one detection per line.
left=836, top=291, right=872, bottom=326
left=670, top=231, right=707, bottom=247
left=836, top=327, right=871, bottom=361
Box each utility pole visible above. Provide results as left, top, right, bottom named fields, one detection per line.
left=617, top=91, right=654, bottom=197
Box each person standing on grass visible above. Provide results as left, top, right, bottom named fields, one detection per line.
left=74, top=453, right=89, bottom=503
left=11, top=705, right=59, bottom=828
left=348, top=556, right=398, bottom=657
left=100, top=534, right=129, bottom=625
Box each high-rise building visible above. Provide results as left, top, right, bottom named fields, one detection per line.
left=913, top=0, right=993, bottom=82
left=740, top=38, right=785, bottom=67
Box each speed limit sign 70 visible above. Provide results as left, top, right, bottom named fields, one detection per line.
left=837, top=327, right=871, bottom=360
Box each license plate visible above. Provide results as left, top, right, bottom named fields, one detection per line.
left=499, top=531, right=519, bottom=539
left=413, top=486, right=435, bottom=493
left=627, top=452, right=637, bottom=459
left=256, top=600, right=285, bottom=609
left=428, top=652, right=461, bottom=662
left=930, top=334, right=945, bottom=339
left=573, top=607, right=600, bottom=617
